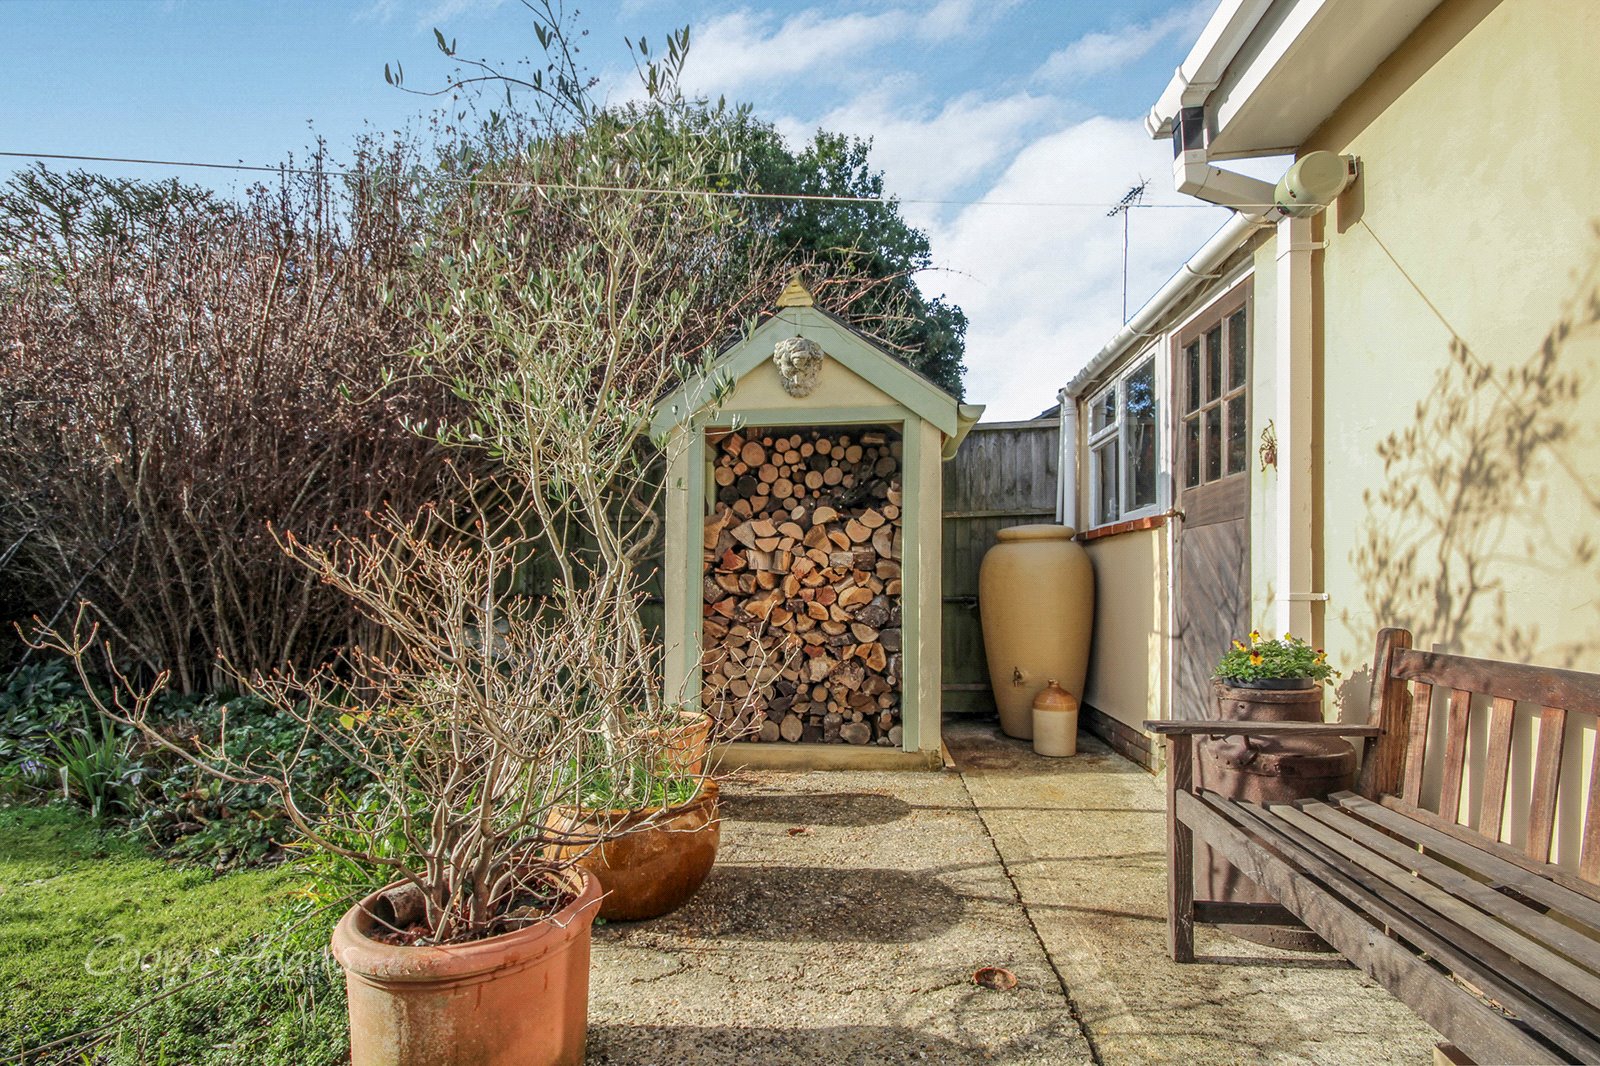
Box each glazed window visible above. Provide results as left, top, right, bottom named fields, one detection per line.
left=1086, top=351, right=1161, bottom=527
left=1179, top=297, right=1249, bottom=488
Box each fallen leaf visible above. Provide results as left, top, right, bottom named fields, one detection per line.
left=787, top=826, right=812, bottom=837
left=973, top=966, right=1017, bottom=991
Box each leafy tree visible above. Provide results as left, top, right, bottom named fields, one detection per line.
left=730, top=120, right=968, bottom=396
left=396, top=8, right=969, bottom=398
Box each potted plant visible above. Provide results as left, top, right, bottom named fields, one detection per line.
left=1213, top=629, right=1339, bottom=721
left=544, top=749, right=723, bottom=921
left=1215, top=630, right=1336, bottom=690
left=40, top=493, right=631, bottom=1066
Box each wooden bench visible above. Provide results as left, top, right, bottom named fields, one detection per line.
left=1146, top=627, right=1600, bottom=1065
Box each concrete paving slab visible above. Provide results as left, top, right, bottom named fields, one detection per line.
left=945, top=716, right=1442, bottom=1065
left=587, top=766, right=1091, bottom=1064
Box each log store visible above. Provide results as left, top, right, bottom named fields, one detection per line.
left=653, top=279, right=983, bottom=765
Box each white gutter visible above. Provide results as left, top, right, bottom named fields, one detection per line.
left=1063, top=210, right=1262, bottom=399
left=941, top=403, right=987, bottom=460
left=1145, top=0, right=1274, bottom=139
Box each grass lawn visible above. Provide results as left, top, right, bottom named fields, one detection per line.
left=0, top=805, right=348, bottom=1065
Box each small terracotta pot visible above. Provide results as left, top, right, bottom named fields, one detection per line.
left=650, top=709, right=713, bottom=776
left=546, top=780, right=720, bottom=921
left=331, top=866, right=600, bottom=1066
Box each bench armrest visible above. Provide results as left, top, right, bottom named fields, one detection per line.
left=1143, top=719, right=1382, bottom=738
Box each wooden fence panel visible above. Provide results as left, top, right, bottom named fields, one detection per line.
left=942, top=419, right=1060, bottom=713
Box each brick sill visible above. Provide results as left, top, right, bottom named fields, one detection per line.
left=1078, top=514, right=1168, bottom=542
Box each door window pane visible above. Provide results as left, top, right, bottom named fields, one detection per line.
left=1184, top=341, right=1201, bottom=413
left=1205, top=326, right=1222, bottom=401
left=1227, top=309, right=1247, bottom=390
left=1226, top=394, right=1247, bottom=475
left=1205, top=406, right=1222, bottom=482
left=1094, top=442, right=1118, bottom=524
left=1124, top=358, right=1158, bottom=510
left=1184, top=417, right=1200, bottom=488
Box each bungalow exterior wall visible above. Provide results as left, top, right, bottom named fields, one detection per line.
left=1067, top=0, right=1600, bottom=862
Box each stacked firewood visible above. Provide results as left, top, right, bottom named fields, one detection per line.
left=701, top=427, right=904, bottom=745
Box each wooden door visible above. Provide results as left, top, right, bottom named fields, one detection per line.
left=1173, top=290, right=1251, bottom=720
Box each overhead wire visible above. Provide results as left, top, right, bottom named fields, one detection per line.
left=0, top=149, right=1243, bottom=211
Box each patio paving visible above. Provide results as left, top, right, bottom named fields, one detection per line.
left=586, top=715, right=1441, bottom=1064
left=946, top=715, right=1440, bottom=1065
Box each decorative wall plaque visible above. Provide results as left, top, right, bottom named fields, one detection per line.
left=771, top=336, right=825, bottom=398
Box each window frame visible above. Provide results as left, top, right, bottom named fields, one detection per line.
left=1086, top=346, right=1166, bottom=529
left=1174, top=279, right=1252, bottom=493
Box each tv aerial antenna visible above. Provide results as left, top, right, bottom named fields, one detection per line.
left=1108, top=179, right=1150, bottom=323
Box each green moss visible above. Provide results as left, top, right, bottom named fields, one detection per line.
left=0, top=806, right=347, bottom=1064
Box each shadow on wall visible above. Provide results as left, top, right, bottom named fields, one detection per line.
left=1344, top=225, right=1600, bottom=667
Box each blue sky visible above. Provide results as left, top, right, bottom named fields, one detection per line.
left=2, top=0, right=1251, bottom=418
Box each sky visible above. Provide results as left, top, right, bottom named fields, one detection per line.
left=0, top=0, right=1268, bottom=419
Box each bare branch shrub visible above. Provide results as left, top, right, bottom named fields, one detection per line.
left=0, top=148, right=456, bottom=688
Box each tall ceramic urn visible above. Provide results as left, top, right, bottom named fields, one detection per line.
left=978, top=524, right=1094, bottom=739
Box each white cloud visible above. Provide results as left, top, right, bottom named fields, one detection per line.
left=679, top=1, right=987, bottom=99
left=1035, top=1, right=1212, bottom=84
left=681, top=8, right=912, bottom=97
left=776, top=88, right=1061, bottom=212
left=921, top=116, right=1234, bottom=418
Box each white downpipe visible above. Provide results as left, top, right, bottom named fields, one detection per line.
left=1274, top=215, right=1317, bottom=638
left=1057, top=390, right=1078, bottom=529
left=1173, top=149, right=1279, bottom=221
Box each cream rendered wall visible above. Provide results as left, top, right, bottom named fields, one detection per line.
left=1247, top=243, right=1280, bottom=632
left=1287, top=0, right=1598, bottom=860
left=1082, top=529, right=1170, bottom=734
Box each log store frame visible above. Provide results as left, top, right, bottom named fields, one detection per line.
left=653, top=281, right=982, bottom=765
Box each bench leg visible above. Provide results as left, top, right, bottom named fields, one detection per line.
left=1165, top=734, right=1195, bottom=962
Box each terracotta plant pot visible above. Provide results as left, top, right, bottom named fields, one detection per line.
left=1219, top=676, right=1315, bottom=691
left=546, top=780, right=720, bottom=921
left=331, top=866, right=601, bottom=1066
left=651, top=709, right=713, bottom=776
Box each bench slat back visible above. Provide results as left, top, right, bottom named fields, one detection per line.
left=1360, top=627, right=1600, bottom=889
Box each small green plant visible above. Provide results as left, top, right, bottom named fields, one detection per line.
left=1214, top=630, right=1338, bottom=686
left=46, top=717, right=144, bottom=820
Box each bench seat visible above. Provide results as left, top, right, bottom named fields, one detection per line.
left=1148, top=628, right=1600, bottom=1065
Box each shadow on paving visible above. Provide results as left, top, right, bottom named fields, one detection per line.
left=721, top=790, right=913, bottom=827
left=641, top=864, right=964, bottom=942
left=943, top=718, right=1146, bottom=777
left=587, top=1022, right=1065, bottom=1065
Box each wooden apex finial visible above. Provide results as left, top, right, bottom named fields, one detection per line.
left=776, top=276, right=814, bottom=308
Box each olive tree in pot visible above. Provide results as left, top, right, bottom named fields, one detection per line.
left=403, top=34, right=790, bottom=921
left=38, top=490, right=639, bottom=1065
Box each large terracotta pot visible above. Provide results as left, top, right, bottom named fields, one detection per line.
left=546, top=780, right=720, bottom=921
left=331, top=866, right=600, bottom=1066
left=978, top=524, right=1094, bottom=739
